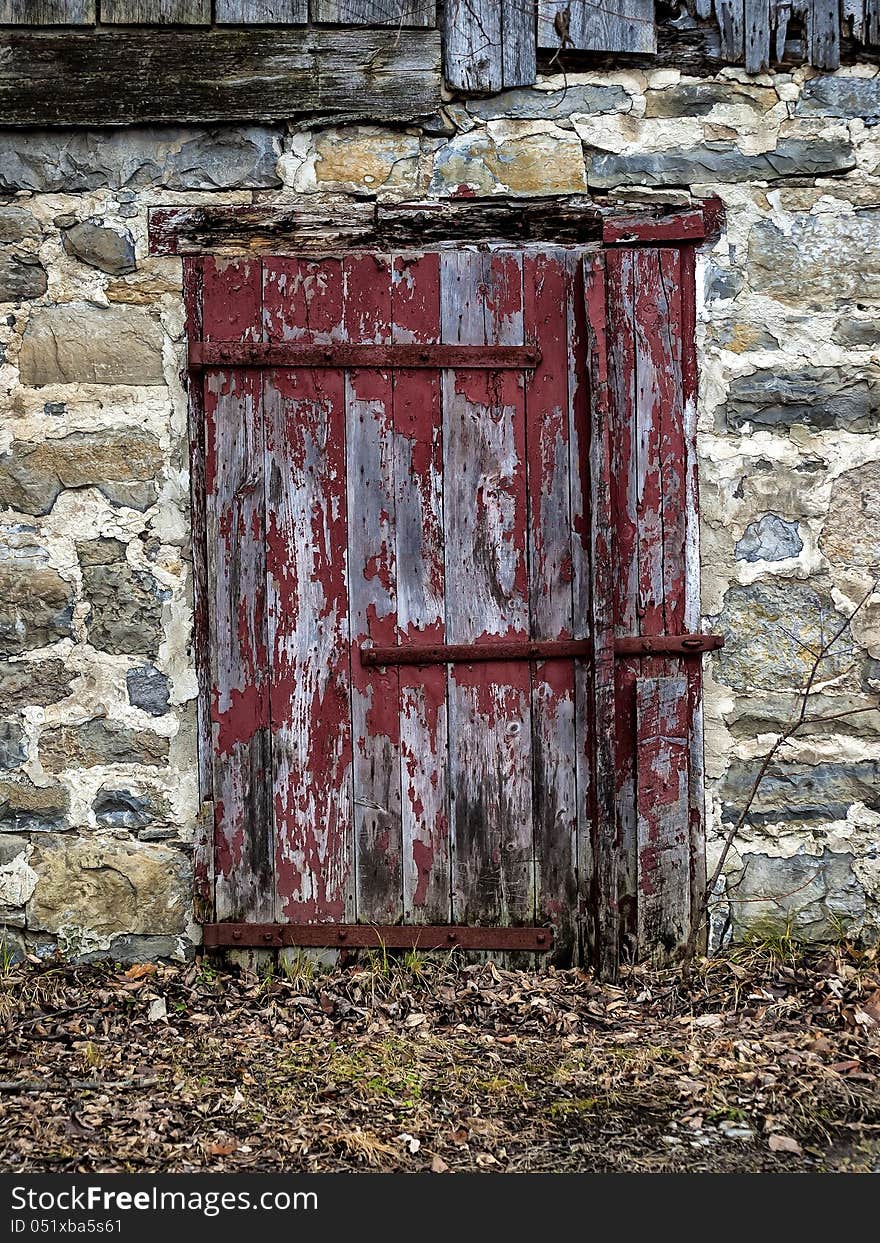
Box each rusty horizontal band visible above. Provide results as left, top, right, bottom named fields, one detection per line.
left=613, top=634, right=725, bottom=657
left=189, top=342, right=541, bottom=371
left=202, top=924, right=553, bottom=951
left=360, top=639, right=592, bottom=667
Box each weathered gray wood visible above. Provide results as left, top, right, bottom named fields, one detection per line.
left=312, top=0, right=434, bottom=25
left=868, top=0, right=880, bottom=42
left=772, top=0, right=791, bottom=60
left=538, top=0, right=656, bottom=54
left=636, top=676, right=691, bottom=961
left=810, top=0, right=841, bottom=67
left=0, top=29, right=442, bottom=126
left=216, top=1, right=307, bottom=19
left=101, top=1, right=209, bottom=22
left=841, top=0, right=865, bottom=42
left=502, top=0, right=537, bottom=85
left=745, top=0, right=770, bottom=70
left=0, top=0, right=93, bottom=19
left=444, top=0, right=502, bottom=92
left=716, top=0, right=745, bottom=58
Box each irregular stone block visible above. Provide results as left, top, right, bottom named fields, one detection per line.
left=0, top=840, right=37, bottom=908
left=78, top=538, right=166, bottom=656
left=430, top=126, right=587, bottom=196
left=644, top=82, right=777, bottom=118
left=0, top=721, right=26, bottom=771
left=20, top=304, right=165, bottom=387
left=0, top=550, right=74, bottom=655
left=719, top=758, right=880, bottom=824
left=726, top=691, right=880, bottom=739
left=0, top=127, right=282, bottom=193
left=61, top=218, right=136, bottom=276
left=0, top=780, right=68, bottom=833
left=309, top=129, right=420, bottom=193
left=27, top=836, right=190, bottom=937
left=468, top=83, right=630, bottom=121
left=77, top=933, right=194, bottom=964
left=0, top=659, right=74, bottom=710
left=820, top=460, right=880, bottom=572
left=588, top=139, right=855, bottom=189
left=735, top=514, right=803, bottom=563
left=93, top=788, right=155, bottom=830
left=723, top=367, right=880, bottom=432
left=795, top=75, right=880, bottom=120
left=0, top=206, right=40, bottom=244
left=126, top=665, right=170, bottom=717
left=0, top=431, right=162, bottom=516
left=713, top=581, right=851, bottom=691
left=704, top=261, right=743, bottom=304
left=727, top=850, right=865, bottom=941
left=749, top=212, right=880, bottom=307
left=833, top=318, right=880, bottom=347
left=39, top=721, right=169, bottom=772
left=0, top=253, right=48, bottom=303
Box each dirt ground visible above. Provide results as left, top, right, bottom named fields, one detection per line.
left=1, top=943, right=879, bottom=1174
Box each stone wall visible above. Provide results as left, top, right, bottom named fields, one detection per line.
left=1, top=64, right=879, bottom=960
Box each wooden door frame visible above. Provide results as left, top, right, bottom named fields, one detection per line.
left=159, top=195, right=721, bottom=975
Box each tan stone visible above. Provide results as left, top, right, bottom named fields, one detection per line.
left=0, top=431, right=163, bottom=516
left=0, top=559, right=74, bottom=655
left=0, top=780, right=69, bottom=832
left=820, top=461, right=880, bottom=571
left=430, top=126, right=587, bottom=195
left=105, top=273, right=182, bottom=305
left=311, top=129, right=420, bottom=192
left=19, top=304, right=165, bottom=387
left=40, top=721, right=169, bottom=772
left=27, top=836, right=190, bottom=937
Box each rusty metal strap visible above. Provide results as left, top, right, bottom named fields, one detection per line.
left=189, top=342, right=541, bottom=370
left=613, top=634, right=724, bottom=657
left=202, top=924, right=553, bottom=951
left=360, top=639, right=592, bottom=667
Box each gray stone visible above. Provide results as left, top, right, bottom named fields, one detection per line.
left=61, top=218, right=136, bottom=276
left=587, top=139, right=855, bottom=189
left=126, top=665, right=170, bottom=717
left=0, top=658, right=73, bottom=710
left=795, top=75, right=880, bottom=121
left=93, top=788, right=154, bottom=830
left=43, top=403, right=65, bottom=417
left=712, top=580, right=851, bottom=692
left=0, top=206, right=40, bottom=244
left=735, top=514, right=803, bottom=563
left=726, top=691, right=880, bottom=740
left=0, top=127, right=282, bottom=193
left=0, top=780, right=68, bottom=833
left=0, top=721, right=26, bottom=771
left=704, top=261, right=743, bottom=303
left=19, top=304, right=165, bottom=387
left=0, top=547, right=74, bottom=655
left=719, top=758, right=880, bottom=825
left=27, top=836, right=190, bottom=938
left=78, top=934, right=194, bottom=964
left=727, top=849, right=865, bottom=941
left=0, top=253, right=48, bottom=303
left=78, top=538, right=166, bottom=657
left=0, top=835, right=28, bottom=867
left=468, top=83, right=630, bottom=121
left=833, top=318, right=880, bottom=347
left=0, top=431, right=162, bottom=516
left=749, top=212, right=880, bottom=307
left=820, top=460, right=880, bottom=572
left=644, top=82, right=776, bottom=118
left=39, top=720, right=169, bottom=772
left=0, top=928, right=26, bottom=963
left=723, top=367, right=880, bottom=433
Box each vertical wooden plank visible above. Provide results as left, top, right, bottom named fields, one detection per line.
left=868, top=0, right=880, bottom=43
left=216, top=2, right=307, bottom=20
left=538, top=0, right=657, bottom=54
left=441, top=248, right=534, bottom=930
left=502, top=0, right=537, bottom=87
left=263, top=257, right=353, bottom=924
left=0, top=2, right=94, bottom=19
left=183, top=257, right=214, bottom=926
left=636, top=676, right=690, bottom=959
left=810, top=0, right=841, bottom=68
left=745, top=0, right=771, bottom=71
left=311, top=0, right=435, bottom=25
left=343, top=253, right=402, bottom=925
left=772, top=0, right=791, bottom=61
left=101, top=1, right=210, bottom=21
left=202, top=257, right=273, bottom=925
left=716, top=0, right=745, bottom=59
left=582, top=250, right=618, bottom=979
left=443, top=0, right=503, bottom=93
left=523, top=247, right=577, bottom=965
left=841, top=0, right=866, bottom=42
left=392, top=252, right=451, bottom=925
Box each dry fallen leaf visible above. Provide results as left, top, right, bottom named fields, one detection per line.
left=431, top=1155, right=449, bottom=1173
left=125, top=963, right=158, bottom=980
left=768, top=1134, right=802, bottom=1155
left=147, top=997, right=167, bottom=1023
left=206, top=1141, right=238, bottom=1157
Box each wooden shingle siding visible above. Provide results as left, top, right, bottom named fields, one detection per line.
left=0, top=1, right=94, bottom=20
left=312, top=1, right=435, bottom=26
left=538, top=0, right=657, bottom=55
left=215, top=2, right=307, bottom=19
left=102, top=1, right=210, bottom=22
